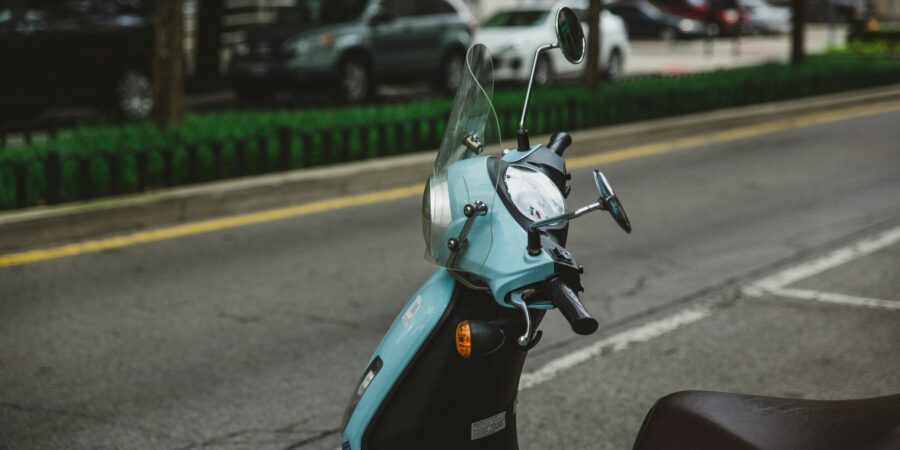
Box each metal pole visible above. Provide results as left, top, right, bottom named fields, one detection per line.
left=518, top=44, right=557, bottom=133
left=828, top=0, right=836, bottom=47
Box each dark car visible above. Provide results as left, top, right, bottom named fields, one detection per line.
left=0, top=0, right=153, bottom=124
left=608, top=0, right=707, bottom=39
left=652, top=0, right=747, bottom=35
left=229, top=0, right=475, bottom=103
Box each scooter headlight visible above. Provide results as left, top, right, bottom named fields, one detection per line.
left=504, top=165, right=566, bottom=222
left=423, top=174, right=452, bottom=261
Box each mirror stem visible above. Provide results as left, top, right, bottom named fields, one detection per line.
left=518, top=43, right=557, bottom=151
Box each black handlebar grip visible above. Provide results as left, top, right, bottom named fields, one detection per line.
left=547, top=132, right=572, bottom=156
left=548, top=278, right=598, bottom=335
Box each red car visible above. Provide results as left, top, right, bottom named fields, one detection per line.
left=652, top=0, right=747, bottom=36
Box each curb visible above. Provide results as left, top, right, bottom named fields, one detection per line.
left=2, top=84, right=900, bottom=251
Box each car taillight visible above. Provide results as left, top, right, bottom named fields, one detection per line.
left=721, top=9, right=739, bottom=24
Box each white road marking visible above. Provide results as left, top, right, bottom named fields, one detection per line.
left=743, top=225, right=900, bottom=310
left=743, top=286, right=900, bottom=311
left=519, top=306, right=712, bottom=391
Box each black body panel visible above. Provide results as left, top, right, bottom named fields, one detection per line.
left=364, top=283, right=543, bottom=450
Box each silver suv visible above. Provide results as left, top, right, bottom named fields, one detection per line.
left=229, top=0, right=475, bottom=103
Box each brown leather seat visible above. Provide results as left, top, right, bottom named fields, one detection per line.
left=633, top=390, right=900, bottom=450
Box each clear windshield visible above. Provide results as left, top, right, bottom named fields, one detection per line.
left=425, top=44, right=502, bottom=270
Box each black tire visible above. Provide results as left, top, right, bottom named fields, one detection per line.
left=705, top=23, right=720, bottom=37
left=115, top=70, right=152, bottom=121
left=436, top=49, right=465, bottom=95
left=337, top=56, right=372, bottom=103
left=604, top=49, right=624, bottom=81
left=534, top=54, right=554, bottom=87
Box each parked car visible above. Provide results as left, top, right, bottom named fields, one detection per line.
left=739, top=0, right=790, bottom=34
left=474, top=0, right=631, bottom=85
left=607, top=0, right=706, bottom=40
left=229, top=0, right=475, bottom=104
left=767, top=0, right=869, bottom=22
left=652, top=0, right=747, bottom=35
left=0, top=0, right=153, bottom=123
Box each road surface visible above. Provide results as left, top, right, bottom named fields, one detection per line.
left=1, top=102, right=899, bottom=449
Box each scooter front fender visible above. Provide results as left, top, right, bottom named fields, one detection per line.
left=340, top=268, right=456, bottom=449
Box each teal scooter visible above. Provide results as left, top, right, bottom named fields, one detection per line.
left=339, top=6, right=900, bottom=450
left=339, top=8, right=629, bottom=449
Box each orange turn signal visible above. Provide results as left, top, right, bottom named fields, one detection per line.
left=456, top=320, right=472, bottom=359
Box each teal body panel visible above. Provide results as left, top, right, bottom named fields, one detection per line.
left=441, top=155, right=555, bottom=307
left=341, top=152, right=559, bottom=448
left=340, top=269, right=456, bottom=449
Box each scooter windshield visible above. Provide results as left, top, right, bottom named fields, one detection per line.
left=424, top=44, right=502, bottom=270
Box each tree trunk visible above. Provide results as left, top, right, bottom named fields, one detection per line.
left=791, top=0, right=806, bottom=65
left=153, top=0, right=185, bottom=128
left=584, top=0, right=603, bottom=89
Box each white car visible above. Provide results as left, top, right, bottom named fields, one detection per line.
left=474, top=1, right=630, bottom=84
left=739, top=0, right=790, bottom=35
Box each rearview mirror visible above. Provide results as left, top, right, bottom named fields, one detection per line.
left=556, top=7, right=585, bottom=64
left=593, top=170, right=631, bottom=233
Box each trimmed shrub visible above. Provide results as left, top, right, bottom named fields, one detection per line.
left=1, top=54, right=899, bottom=210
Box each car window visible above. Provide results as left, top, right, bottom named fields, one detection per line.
left=380, top=0, right=414, bottom=17
left=482, top=10, right=548, bottom=27
left=276, top=0, right=368, bottom=25
left=413, top=0, right=456, bottom=16
left=0, top=1, right=9, bottom=25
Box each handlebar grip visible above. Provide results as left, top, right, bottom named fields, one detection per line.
left=547, top=132, right=572, bottom=156
left=548, top=278, right=598, bottom=335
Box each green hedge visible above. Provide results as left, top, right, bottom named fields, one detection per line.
left=2, top=54, right=900, bottom=210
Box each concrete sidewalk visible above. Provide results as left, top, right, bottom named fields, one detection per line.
left=2, top=84, right=899, bottom=252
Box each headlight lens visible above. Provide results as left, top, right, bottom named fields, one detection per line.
left=679, top=19, right=697, bottom=33
left=289, top=37, right=316, bottom=54
left=504, top=165, right=566, bottom=222
left=423, top=174, right=452, bottom=262
left=422, top=178, right=432, bottom=247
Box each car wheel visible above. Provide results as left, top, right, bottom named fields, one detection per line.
left=705, top=23, right=720, bottom=37
left=338, top=57, right=371, bottom=103
left=534, top=55, right=553, bottom=87
left=437, top=50, right=465, bottom=95
left=659, top=27, right=676, bottom=41
left=116, top=70, right=152, bottom=121
left=604, top=49, right=624, bottom=81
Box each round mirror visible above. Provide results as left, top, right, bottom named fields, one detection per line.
left=593, top=170, right=631, bottom=233
left=556, top=7, right=585, bottom=64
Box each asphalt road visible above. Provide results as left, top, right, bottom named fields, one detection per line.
left=1, top=106, right=899, bottom=449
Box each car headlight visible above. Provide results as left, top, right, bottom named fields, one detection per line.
left=679, top=19, right=698, bottom=33
left=504, top=165, right=565, bottom=222
left=286, top=33, right=335, bottom=55
left=287, top=37, right=316, bottom=55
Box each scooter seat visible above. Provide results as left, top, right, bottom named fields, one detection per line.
left=633, top=390, right=900, bottom=450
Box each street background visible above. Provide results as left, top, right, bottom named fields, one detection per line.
left=2, top=0, right=899, bottom=449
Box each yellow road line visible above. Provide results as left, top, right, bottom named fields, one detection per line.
left=2, top=100, right=899, bottom=269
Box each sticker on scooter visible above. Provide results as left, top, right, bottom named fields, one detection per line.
left=402, top=295, right=423, bottom=326
left=471, top=411, right=506, bottom=440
